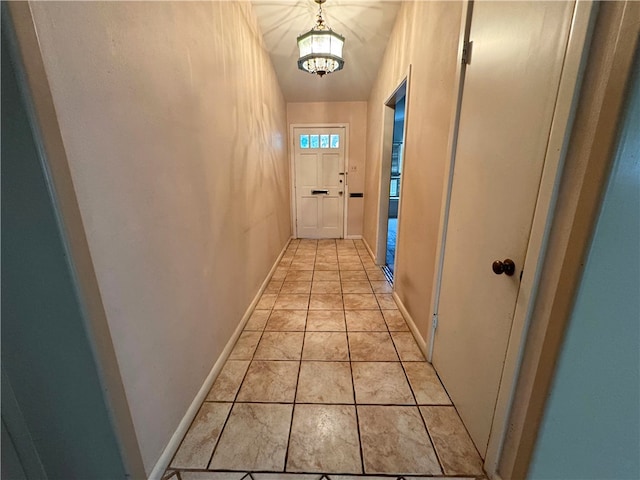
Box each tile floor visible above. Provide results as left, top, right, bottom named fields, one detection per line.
left=164, top=239, right=485, bottom=480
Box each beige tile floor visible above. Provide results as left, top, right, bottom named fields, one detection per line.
left=165, top=239, right=486, bottom=480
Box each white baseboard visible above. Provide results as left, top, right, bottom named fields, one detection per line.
left=148, top=237, right=293, bottom=480
left=361, top=239, right=426, bottom=360
left=345, top=234, right=362, bottom=240
left=392, top=291, right=428, bottom=360
left=361, top=237, right=378, bottom=264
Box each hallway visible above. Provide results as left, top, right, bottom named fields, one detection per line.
left=6, top=0, right=637, bottom=477
left=164, top=239, right=484, bottom=479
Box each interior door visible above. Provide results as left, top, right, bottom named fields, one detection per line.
left=294, top=127, right=345, bottom=238
left=432, top=1, right=575, bottom=456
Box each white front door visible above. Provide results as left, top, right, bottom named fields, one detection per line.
left=293, top=127, right=345, bottom=239
left=432, top=1, right=575, bottom=456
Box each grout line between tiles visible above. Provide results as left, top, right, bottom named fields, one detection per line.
left=283, top=312, right=307, bottom=472
left=387, top=313, right=446, bottom=476
left=388, top=281, right=486, bottom=477
left=348, top=252, right=369, bottom=475
left=429, top=384, right=487, bottom=474
left=205, top=268, right=280, bottom=471
left=168, top=238, right=297, bottom=474
left=165, top=411, right=197, bottom=469
left=176, top=239, right=483, bottom=478
left=346, top=326, right=366, bottom=475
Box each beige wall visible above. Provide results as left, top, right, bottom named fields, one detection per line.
left=27, top=1, right=290, bottom=473
left=287, top=101, right=367, bottom=236
left=363, top=2, right=462, bottom=339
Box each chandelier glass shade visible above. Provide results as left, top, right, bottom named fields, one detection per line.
left=297, top=0, right=345, bottom=77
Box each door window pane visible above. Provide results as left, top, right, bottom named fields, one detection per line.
left=330, top=134, right=340, bottom=148
left=300, top=134, right=309, bottom=149
left=320, top=134, right=329, bottom=148
left=310, top=134, right=319, bottom=148
left=390, top=178, right=401, bottom=198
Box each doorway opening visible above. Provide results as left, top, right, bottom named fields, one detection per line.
left=376, top=76, right=408, bottom=282
left=385, top=95, right=405, bottom=279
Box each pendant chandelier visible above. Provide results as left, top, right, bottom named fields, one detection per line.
left=297, top=0, right=345, bottom=77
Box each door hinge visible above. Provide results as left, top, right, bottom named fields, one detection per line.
left=432, top=314, right=439, bottom=331
left=462, top=40, right=473, bottom=65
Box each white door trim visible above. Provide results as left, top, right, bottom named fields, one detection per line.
left=424, top=0, right=596, bottom=475
left=289, top=123, right=349, bottom=239
left=374, top=104, right=394, bottom=263
left=427, top=0, right=472, bottom=361
left=374, top=65, right=412, bottom=275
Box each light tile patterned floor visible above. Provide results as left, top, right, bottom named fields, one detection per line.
left=165, top=239, right=485, bottom=480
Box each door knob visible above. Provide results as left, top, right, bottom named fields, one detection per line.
left=492, top=259, right=516, bottom=276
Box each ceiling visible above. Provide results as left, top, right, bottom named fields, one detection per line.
left=251, top=0, right=401, bottom=103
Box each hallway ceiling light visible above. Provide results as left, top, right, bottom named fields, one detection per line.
left=297, top=0, right=345, bottom=77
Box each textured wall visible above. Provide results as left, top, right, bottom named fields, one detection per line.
left=363, top=1, right=462, bottom=339
left=28, top=1, right=290, bottom=472
left=286, top=101, right=367, bottom=236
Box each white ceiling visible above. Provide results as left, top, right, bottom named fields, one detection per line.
left=251, top=0, right=401, bottom=103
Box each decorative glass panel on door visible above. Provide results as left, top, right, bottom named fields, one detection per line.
left=300, top=135, right=309, bottom=149
left=390, top=178, right=399, bottom=197
left=310, top=135, right=319, bottom=148
left=320, top=134, right=329, bottom=148
left=330, top=134, right=340, bottom=148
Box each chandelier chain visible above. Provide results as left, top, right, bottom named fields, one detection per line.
left=316, top=2, right=327, bottom=30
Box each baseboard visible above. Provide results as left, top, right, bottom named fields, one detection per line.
left=392, top=291, right=428, bottom=359
left=363, top=241, right=426, bottom=360
left=345, top=234, right=362, bottom=240
left=361, top=237, right=378, bottom=264
left=148, top=237, right=293, bottom=480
